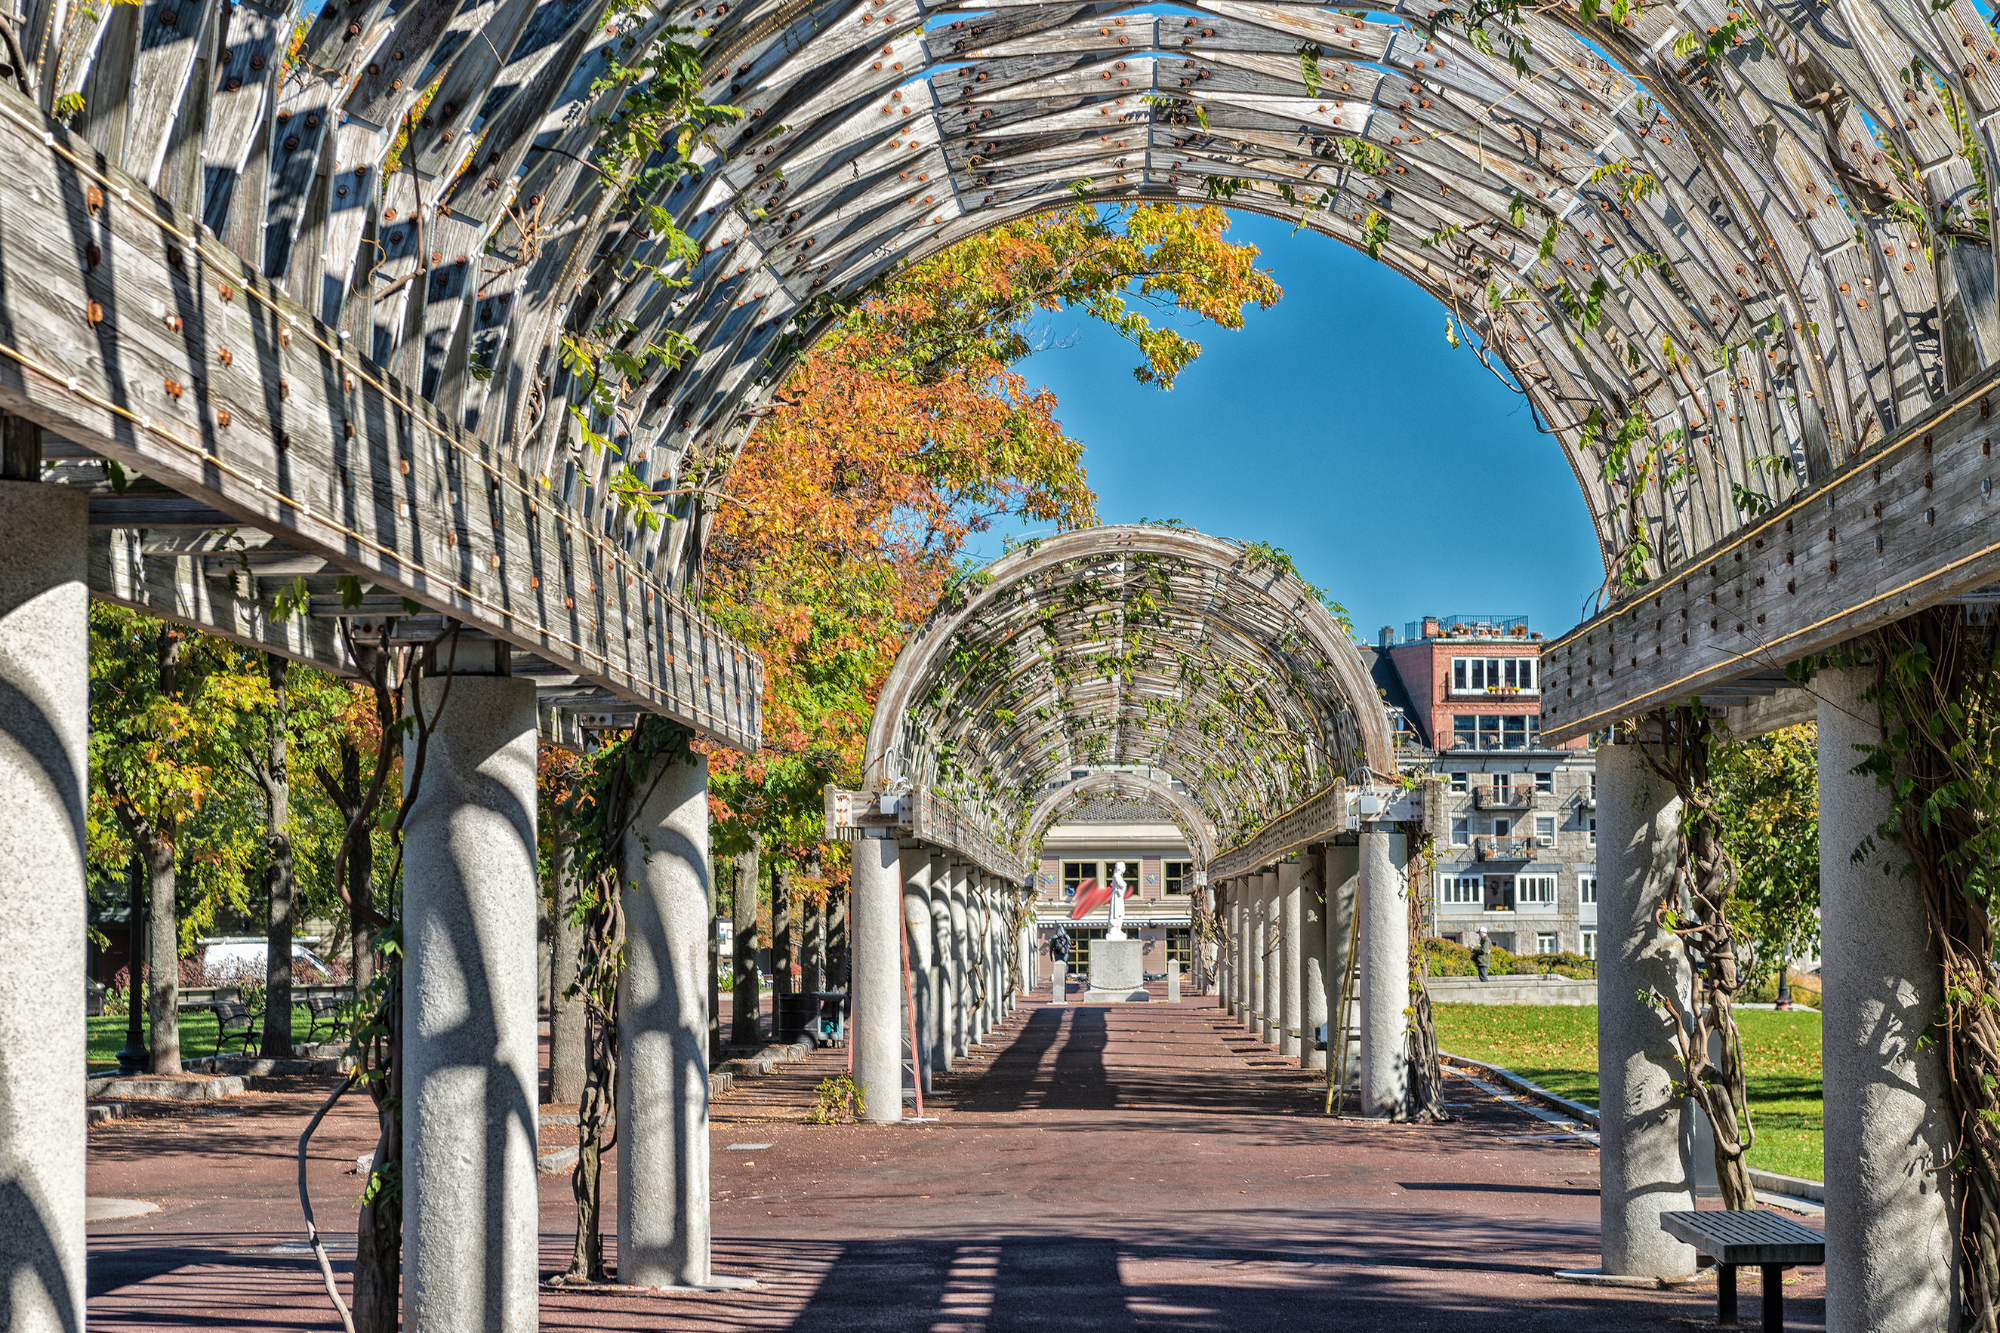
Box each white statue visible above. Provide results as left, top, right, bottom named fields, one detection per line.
left=1106, top=861, right=1130, bottom=940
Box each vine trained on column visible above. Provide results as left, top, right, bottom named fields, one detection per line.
left=1849, top=609, right=2000, bottom=1331
left=553, top=715, right=698, bottom=1286
left=1635, top=705, right=1758, bottom=1210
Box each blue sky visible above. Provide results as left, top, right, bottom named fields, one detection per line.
left=964, top=212, right=1607, bottom=644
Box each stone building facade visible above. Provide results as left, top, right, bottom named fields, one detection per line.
left=1033, top=794, right=1196, bottom=975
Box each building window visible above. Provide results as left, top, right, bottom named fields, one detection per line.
left=1580, top=929, right=1597, bottom=959
left=1586, top=816, right=1597, bottom=847
left=1518, top=874, right=1556, bottom=905
left=1451, top=818, right=1469, bottom=847
left=1454, top=714, right=1540, bottom=750
left=1164, top=928, right=1193, bottom=967
left=1062, top=861, right=1098, bottom=900
left=1450, top=772, right=1468, bottom=792
left=1535, top=770, right=1553, bottom=794
left=1579, top=875, right=1597, bottom=905
left=1534, top=815, right=1556, bottom=845
left=1452, top=657, right=1536, bottom=693
left=1484, top=875, right=1515, bottom=912
left=1493, top=817, right=1510, bottom=838
left=1439, top=874, right=1482, bottom=906
left=1536, top=932, right=1559, bottom=955
left=1163, top=861, right=1193, bottom=896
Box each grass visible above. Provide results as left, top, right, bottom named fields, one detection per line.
left=1432, top=1003, right=1824, bottom=1183
left=87, top=1006, right=332, bottom=1070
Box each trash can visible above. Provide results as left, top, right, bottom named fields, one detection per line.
left=775, top=990, right=818, bottom=1042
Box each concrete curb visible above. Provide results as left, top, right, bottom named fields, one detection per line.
left=185, top=1055, right=353, bottom=1077
left=1441, top=1051, right=1829, bottom=1210
left=538, top=1145, right=579, bottom=1175
left=1439, top=1051, right=1602, bottom=1126
left=85, top=1074, right=245, bottom=1100
left=714, top=1035, right=816, bottom=1083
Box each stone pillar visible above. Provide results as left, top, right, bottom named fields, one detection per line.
left=549, top=822, right=586, bottom=1105
left=900, top=849, right=935, bottom=1096
left=972, top=879, right=991, bottom=1042
left=1325, top=843, right=1360, bottom=1085
left=1819, top=667, right=1956, bottom=1331
left=1229, top=882, right=1244, bottom=1017
left=618, top=750, right=712, bottom=1288
left=402, top=671, right=540, bottom=1331
left=1261, top=868, right=1282, bottom=1047
left=1594, top=742, right=1696, bottom=1276
left=851, top=833, right=901, bottom=1123
left=1300, top=848, right=1329, bottom=1071
left=927, top=856, right=953, bottom=1075
left=1236, top=880, right=1253, bottom=1027
left=0, top=480, right=87, bottom=1333
left=1278, top=858, right=1303, bottom=1059
left=1358, top=829, right=1408, bottom=1120
left=948, top=865, right=971, bottom=1056
left=1246, top=877, right=1265, bottom=1033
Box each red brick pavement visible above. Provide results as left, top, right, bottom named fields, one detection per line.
left=85, top=992, right=1824, bottom=1330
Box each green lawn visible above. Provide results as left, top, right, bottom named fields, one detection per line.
left=1433, top=1003, right=1824, bottom=1183
left=87, top=1006, right=330, bottom=1070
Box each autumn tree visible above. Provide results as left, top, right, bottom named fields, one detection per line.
left=88, top=606, right=272, bottom=1072
left=700, top=202, right=1281, bottom=992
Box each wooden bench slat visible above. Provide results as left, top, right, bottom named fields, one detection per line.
left=1660, top=1210, right=1827, bottom=1266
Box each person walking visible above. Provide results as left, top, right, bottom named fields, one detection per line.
left=1471, top=929, right=1491, bottom=982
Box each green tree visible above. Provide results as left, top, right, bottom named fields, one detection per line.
left=89, top=606, right=271, bottom=1072
left=1712, top=723, right=1821, bottom=990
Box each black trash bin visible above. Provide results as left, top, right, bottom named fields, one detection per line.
left=775, top=990, right=819, bottom=1042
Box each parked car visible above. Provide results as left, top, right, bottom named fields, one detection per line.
left=198, top=937, right=335, bottom=983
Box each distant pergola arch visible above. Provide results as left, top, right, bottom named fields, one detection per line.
left=1019, top=770, right=1219, bottom=869
left=863, top=524, right=1392, bottom=867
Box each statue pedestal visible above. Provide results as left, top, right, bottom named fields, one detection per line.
left=1083, top=938, right=1148, bottom=1003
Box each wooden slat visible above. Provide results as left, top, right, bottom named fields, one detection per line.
left=1541, top=365, right=2000, bottom=742
left=0, top=84, right=761, bottom=752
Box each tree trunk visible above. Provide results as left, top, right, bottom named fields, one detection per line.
left=732, top=836, right=761, bottom=1047
left=809, top=880, right=827, bottom=994
left=549, top=819, right=585, bottom=1105
left=144, top=834, right=180, bottom=1073
left=774, top=862, right=793, bottom=1000
left=708, top=866, right=722, bottom=1063
left=260, top=652, right=294, bottom=1058
left=828, top=883, right=849, bottom=991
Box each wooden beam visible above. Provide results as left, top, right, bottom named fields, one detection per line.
left=1208, top=782, right=1346, bottom=883
left=0, top=86, right=761, bottom=752
left=1541, top=365, right=2000, bottom=743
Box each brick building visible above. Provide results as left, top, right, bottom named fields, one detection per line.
left=1373, top=615, right=1600, bottom=958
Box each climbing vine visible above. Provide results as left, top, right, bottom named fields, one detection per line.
left=1635, top=705, right=1758, bottom=1209
left=1402, top=781, right=1451, bottom=1122
left=551, top=715, right=698, bottom=1286
left=1847, top=610, right=2000, bottom=1331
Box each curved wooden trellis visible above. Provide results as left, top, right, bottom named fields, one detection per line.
left=1019, top=769, right=1218, bottom=867
left=11, top=0, right=2000, bottom=742
left=857, top=524, right=1391, bottom=872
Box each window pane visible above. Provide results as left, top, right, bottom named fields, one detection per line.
left=1450, top=772, right=1468, bottom=792
left=1454, top=659, right=1467, bottom=690
left=1536, top=816, right=1555, bottom=841
left=1535, top=770, right=1553, bottom=793
left=1522, top=659, right=1536, bottom=690
left=1454, top=717, right=1476, bottom=748
left=1503, top=716, right=1527, bottom=750
left=1537, top=933, right=1558, bottom=954
left=1579, top=876, right=1597, bottom=904
left=1581, top=930, right=1597, bottom=959
left=1451, top=818, right=1469, bottom=846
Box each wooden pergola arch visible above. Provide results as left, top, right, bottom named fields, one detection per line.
left=1019, top=769, right=1219, bottom=868
left=861, top=524, right=1392, bottom=875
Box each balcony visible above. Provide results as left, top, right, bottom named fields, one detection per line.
left=1472, top=785, right=1538, bottom=811
left=1474, top=836, right=1536, bottom=861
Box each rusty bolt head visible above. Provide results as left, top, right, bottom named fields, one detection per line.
left=218, top=348, right=233, bottom=366
left=164, top=379, right=183, bottom=398
left=85, top=243, right=101, bottom=270
left=250, top=53, right=265, bottom=70
left=279, top=327, right=291, bottom=348
left=217, top=410, right=231, bottom=427
left=165, top=314, right=182, bottom=332
left=279, top=377, right=289, bottom=398
left=85, top=185, right=102, bottom=213
left=86, top=300, right=102, bottom=326
left=218, top=282, right=233, bottom=301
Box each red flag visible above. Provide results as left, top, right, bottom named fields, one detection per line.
left=1069, top=878, right=1110, bottom=920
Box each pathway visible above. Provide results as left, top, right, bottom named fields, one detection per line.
left=84, top=992, right=1825, bottom=1329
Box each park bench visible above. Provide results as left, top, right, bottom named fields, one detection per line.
left=1660, top=1209, right=1824, bottom=1333
left=211, top=999, right=259, bottom=1057
left=303, top=993, right=349, bottom=1042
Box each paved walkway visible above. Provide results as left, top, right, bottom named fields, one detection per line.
left=86, top=992, right=1825, bottom=1329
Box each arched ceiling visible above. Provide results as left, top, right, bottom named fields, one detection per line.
left=28, top=0, right=1993, bottom=618
left=1022, top=770, right=1218, bottom=865
left=865, top=525, right=1392, bottom=857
